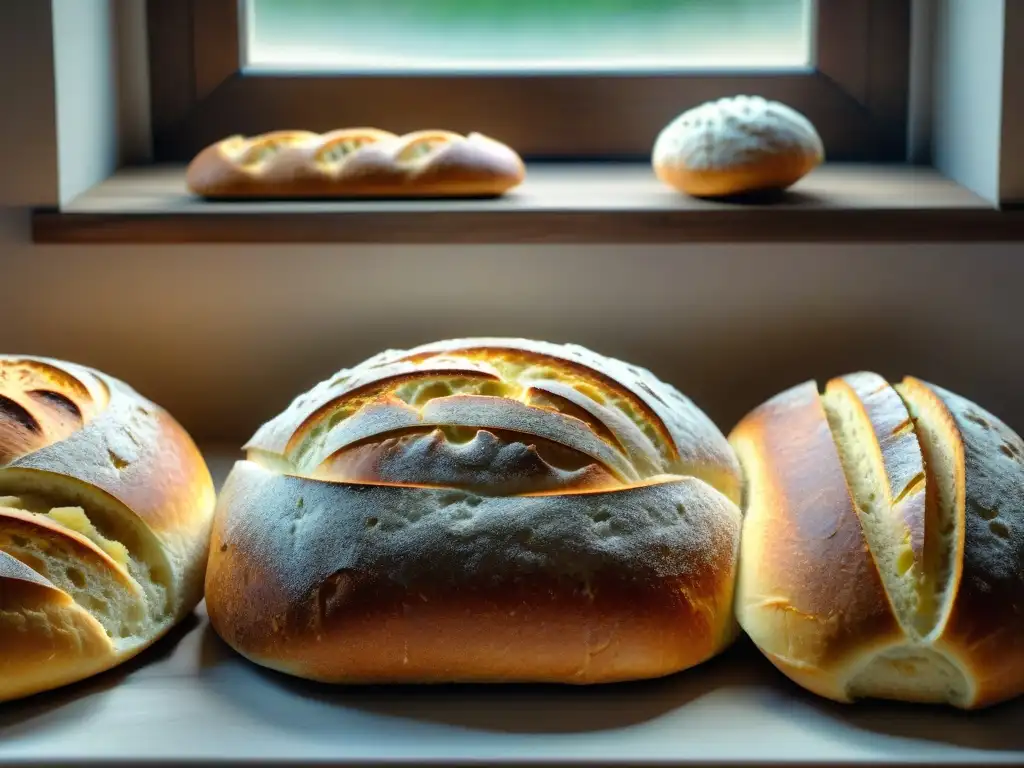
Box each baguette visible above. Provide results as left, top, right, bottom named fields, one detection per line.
left=186, top=129, right=526, bottom=199
left=0, top=356, right=216, bottom=702
left=206, top=338, right=743, bottom=684
left=730, top=373, right=1024, bottom=708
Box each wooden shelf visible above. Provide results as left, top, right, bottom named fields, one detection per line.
left=31, top=163, right=1024, bottom=244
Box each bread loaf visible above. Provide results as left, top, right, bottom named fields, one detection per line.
left=652, top=95, right=824, bottom=197
left=0, top=356, right=216, bottom=702
left=731, top=373, right=1024, bottom=708
left=206, top=338, right=743, bottom=684
left=186, top=128, right=526, bottom=199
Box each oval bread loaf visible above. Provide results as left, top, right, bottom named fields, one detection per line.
left=186, top=128, right=526, bottom=199
left=206, top=338, right=743, bottom=684
left=0, top=356, right=216, bottom=702
left=653, top=95, right=824, bottom=197
left=730, top=373, right=1024, bottom=709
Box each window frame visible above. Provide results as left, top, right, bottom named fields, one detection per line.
left=149, top=0, right=910, bottom=164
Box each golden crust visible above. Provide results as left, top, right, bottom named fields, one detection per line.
left=0, top=551, right=114, bottom=702
left=732, top=373, right=1024, bottom=708
left=246, top=337, right=741, bottom=504
left=206, top=462, right=741, bottom=684
left=730, top=380, right=904, bottom=702
left=186, top=129, right=526, bottom=199
left=211, top=337, right=742, bottom=684
left=4, top=360, right=216, bottom=613
left=0, top=355, right=216, bottom=702
left=0, top=357, right=108, bottom=464
left=654, top=153, right=820, bottom=198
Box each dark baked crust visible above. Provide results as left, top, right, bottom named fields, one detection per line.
left=246, top=337, right=742, bottom=505
left=905, top=379, right=1024, bottom=707
left=206, top=462, right=741, bottom=683
left=209, top=337, right=743, bottom=684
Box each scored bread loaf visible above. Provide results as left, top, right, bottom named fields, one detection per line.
left=730, top=373, right=1024, bottom=709
left=206, top=338, right=743, bottom=684
left=0, top=356, right=216, bottom=702
left=186, top=128, right=526, bottom=199
left=653, top=95, right=824, bottom=198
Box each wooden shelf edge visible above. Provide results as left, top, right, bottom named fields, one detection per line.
left=28, top=207, right=1024, bottom=244
left=30, top=163, right=1024, bottom=244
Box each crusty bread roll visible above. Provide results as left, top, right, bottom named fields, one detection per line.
left=185, top=128, right=526, bottom=199
left=652, top=95, right=824, bottom=198
left=206, top=338, right=743, bottom=684
left=731, top=372, right=1024, bottom=709
left=0, top=356, right=216, bottom=702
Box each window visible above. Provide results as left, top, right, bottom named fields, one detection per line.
left=244, top=0, right=812, bottom=73
left=149, top=0, right=910, bottom=163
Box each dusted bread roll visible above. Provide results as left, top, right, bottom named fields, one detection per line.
left=186, top=128, right=526, bottom=199
left=731, top=373, right=1024, bottom=709
left=0, top=357, right=216, bottom=702
left=206, top=338, right=743, bottom=684
left=653, top=95, right=824, bottom=197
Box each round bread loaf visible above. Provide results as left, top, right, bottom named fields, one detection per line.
left=186, top=128, right=526, bottom=199
left=652, top=95, right=824, bottom=197
left=0, top=356, right=216, bottom=702
left=730, top=373, right=1024, bottom=709
left=206, top=338, right=743, bottom=684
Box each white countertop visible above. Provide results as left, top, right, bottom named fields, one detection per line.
left=2, top=604, right=1024, bottom=766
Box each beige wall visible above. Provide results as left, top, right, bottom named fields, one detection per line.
left=0, top=1, right=1021, bottom=447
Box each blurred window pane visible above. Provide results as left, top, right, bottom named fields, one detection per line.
left=245, top=0, right=813, bottom=73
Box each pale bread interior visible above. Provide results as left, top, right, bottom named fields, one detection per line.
left=285, top=359, right=669, bottom=492
left=1, top=506, right=146, bottom=644
left=894, top=381, right=962, bottom=639
left=317, top=137, right=376, bottom=164
left=229, top=131, right=319, bottom=166
left=819, top=379, right=969, bottom=705
left=821, top=383, right=923, bottom=630
left=847, top=645, right=968, bottom=706
left=0, top=478, right=175, bottom=653
left=395, top=131, right=461, bottom=163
